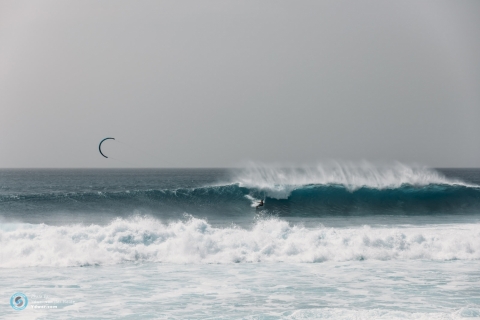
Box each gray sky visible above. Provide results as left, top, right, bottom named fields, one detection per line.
left=1, top=0, right=479, bottom=168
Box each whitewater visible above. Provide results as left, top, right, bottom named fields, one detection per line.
left=1, top=164, right=480, bottom=319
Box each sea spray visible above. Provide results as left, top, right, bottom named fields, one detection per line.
left=234, top=162, right=472, bottom=198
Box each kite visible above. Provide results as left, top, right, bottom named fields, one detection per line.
left=99, top=137, right=115, bottom=158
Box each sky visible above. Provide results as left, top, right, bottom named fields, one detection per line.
left=1, top=0, right=479, bottom=168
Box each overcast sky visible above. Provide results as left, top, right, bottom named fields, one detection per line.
left=1, top=0, right=479, bottom=168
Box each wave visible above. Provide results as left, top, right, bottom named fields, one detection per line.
left=1, top=164, right=479, bottom=216
left=2, top=184, right=479, bottom=217
left=263, top=184, right=480, bottom=215
left=235, top=163, right=480, bottom=215
left=2, top=216, right=480, bottom=268
left=0, top=184, right=251, bottom=217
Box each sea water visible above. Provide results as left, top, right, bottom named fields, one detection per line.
left=1, top=164, right=480, bottom=319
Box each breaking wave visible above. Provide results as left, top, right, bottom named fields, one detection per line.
left=1, top=163, right=479, bottom=217
left=234, top=162, right=473, bottom=198
left=1, top=216, right=480, bottom=268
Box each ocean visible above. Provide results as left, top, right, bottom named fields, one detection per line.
left=1, top=164, right=480, bottom=319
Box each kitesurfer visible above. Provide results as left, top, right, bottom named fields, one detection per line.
left=256, top=199, right=264, bottom=208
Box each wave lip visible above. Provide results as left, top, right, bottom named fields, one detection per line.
left=234, top=162, right=474, bottom=199
left=2, top=216, right=480, bottom=268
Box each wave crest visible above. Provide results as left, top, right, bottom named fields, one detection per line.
left=234, top=162, right=469, bottom=199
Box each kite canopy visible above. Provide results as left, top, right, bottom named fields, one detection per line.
left=99, top=137, right=115, bottom=158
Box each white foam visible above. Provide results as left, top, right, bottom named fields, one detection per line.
left=233, top=162, right=470, bottom=199
left=244, top=194, right=262, bottom=207
left=2, top=216, right=480, bottom=268
left=287, top=307, right=480, bottom=319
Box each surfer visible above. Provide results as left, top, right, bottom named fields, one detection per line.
left=256, top=199, right=264, bottom=208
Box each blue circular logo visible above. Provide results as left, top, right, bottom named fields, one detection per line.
left=10, top=293, right=28, bottom=311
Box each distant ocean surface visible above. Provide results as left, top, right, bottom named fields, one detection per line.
left=1, top=164, right=480, bottom=319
